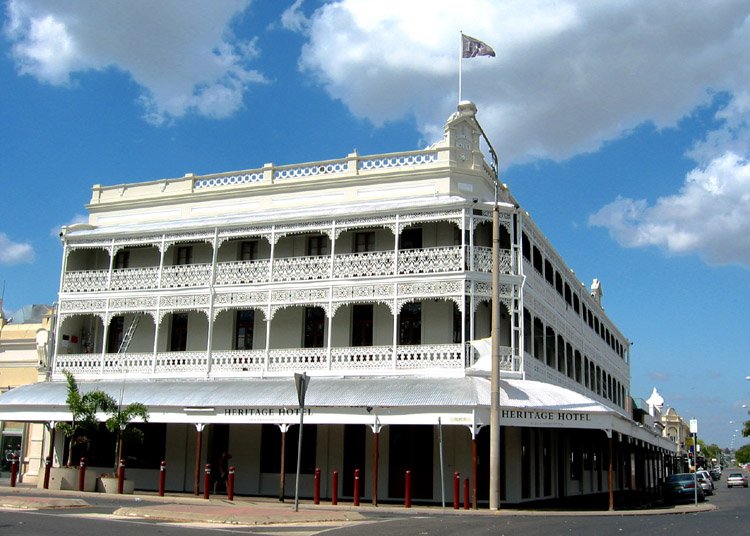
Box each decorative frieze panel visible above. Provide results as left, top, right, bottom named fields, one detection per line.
left=214, top=291, right=268, bottom=306
left=397, top=280, right=463, bottom=297
left=334, top=215, right=397, bottom=238
left=59, top=299, right=107, bottom=313
left=397, top=210, right=462, bottom=234
left=332, top=284, right=394, bottom=301
left=159, top=294, right=211, bottom=309
left=109, top=296, right=158, bottom=310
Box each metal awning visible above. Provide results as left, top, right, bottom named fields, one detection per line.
left=0, top=376, right=675, bottom=450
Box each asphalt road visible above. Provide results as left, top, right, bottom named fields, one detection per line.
left=1, top=480, right=748, bottom=536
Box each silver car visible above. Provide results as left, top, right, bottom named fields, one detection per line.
left=726, top=472, right=748, bottom=488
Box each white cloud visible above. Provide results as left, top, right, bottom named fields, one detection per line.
left=280, top=0, right=308, bottom=33
left=51, top=214, right=88, bottom=237
left=589, top=152, right=750, bottom=266
left=295, top=0, right=750, bottom=164
left=3, top=0, right=265, bottom=124
left=0, top=232, right=35, bottom=264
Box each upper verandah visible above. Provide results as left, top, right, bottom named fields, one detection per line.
left=85, top=102, right=504, bottom=226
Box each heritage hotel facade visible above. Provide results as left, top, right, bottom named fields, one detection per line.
left=0, top=102, right=675, bottom=505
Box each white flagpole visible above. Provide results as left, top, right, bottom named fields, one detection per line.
left=458, top=31, right=463, bottom=103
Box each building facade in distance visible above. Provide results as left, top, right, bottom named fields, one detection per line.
left=0, top=302, right=53, bottom=483
left=0, top=103, right=674, bottom=505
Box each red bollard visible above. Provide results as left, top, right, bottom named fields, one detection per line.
left=463, top=478, right=470, bottom=510
left=158, top=461, right=166, bottom=496
left=313, top=467, right=321, bottom=504
left=117, top=459, right=125, bottom=494
left=78, top=457, right=87, bottom=492
left=203, top=464, right=211, bottom=499
left=227, top=466, right=235, bottom=501
left=43, top=456, right=52, bottom=489
left=9, top=454, right=19, bottom=487
left=353, top=468, right=360, bottom=506
left=453, top=472, right=460, bottom=509
left=331, top=470, right=339, bottom=505
left=405, top=470, right=412, bottom=508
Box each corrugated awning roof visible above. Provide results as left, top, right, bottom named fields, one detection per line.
left=0, top=376, right=490, bottom=409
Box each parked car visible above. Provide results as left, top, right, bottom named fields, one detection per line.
left=696, top=475, right=713, bottom=495
left=664, top=473, right=705, bottom=504
left=726, top=472, right=748, bottom=488
left=697, top=470, right=714, bottom=493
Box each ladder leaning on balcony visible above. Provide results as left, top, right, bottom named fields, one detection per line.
left=117, top=314, right=141, bottom=354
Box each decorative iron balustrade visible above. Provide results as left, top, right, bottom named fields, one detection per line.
left=161, top=264, right=213, bottom=289
left=189, top=149, right=440, bottom=191
left=52, top=343, right=479, bottom=379
left=61, top=246, right=511, bottom=294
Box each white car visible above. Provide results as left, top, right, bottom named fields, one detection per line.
left=727, top=472, right=749, bottom=488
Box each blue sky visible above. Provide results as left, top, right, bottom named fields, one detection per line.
left=1, top=1, right=749, bottom=448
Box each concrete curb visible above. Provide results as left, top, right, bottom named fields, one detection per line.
left=0, top=483, right=717, bottom=526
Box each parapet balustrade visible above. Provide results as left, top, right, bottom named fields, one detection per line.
left=51, top=342, right=515, bottom=379
left=61, top=246, right=512, bottom=293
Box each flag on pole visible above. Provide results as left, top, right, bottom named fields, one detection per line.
left=462, top=34, right=495, bottom=58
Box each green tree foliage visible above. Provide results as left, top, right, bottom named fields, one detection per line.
left=56, top=370, right=150, bottom=470
left=697, top=440, right=721, bottom=464
left=56, top=370, right=116, bottom=466
left=105, top=400, right=149, bottom=472
left=743, top=419, right=750, bottom=438
left=735, top=444, right=750, bottom=465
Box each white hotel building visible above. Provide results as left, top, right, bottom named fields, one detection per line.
left=0, top=102, right=674, bottom=506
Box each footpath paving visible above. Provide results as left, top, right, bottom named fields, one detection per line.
left=0, top=481, right=715, bottom=526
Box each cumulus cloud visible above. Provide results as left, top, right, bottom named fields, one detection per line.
left=294, top=0, right=750, bottom=164
left=3, top=0, right=265, bottom=124
left=0, top=232, right=34, bottom=264
left=590, top=152, right=750, bottom=266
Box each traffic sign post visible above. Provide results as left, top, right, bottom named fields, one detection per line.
left=293, top=372, right=310, bottom=512
left=690, top=418, right=698, bottom=505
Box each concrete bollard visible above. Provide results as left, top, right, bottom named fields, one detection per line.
left=43, top=456, right=52, bottom=489
left=313, top=467, right=321, bottom=505
left=117, top=459, right=125, bottom=494
left=405, top=470, right=412, bottom=508
left=78, top=457, right=87, bottom=492
left=203, top=464, right=211, bottom=500
left=453, top=472, right=460, bottom=509
left=353, top=468, right=360, bottom=506
left=227, top=466, right=235, bottom=501
left=10, top=454, right=19, bottom=487
left=158, top=461, right=166, bottom=496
